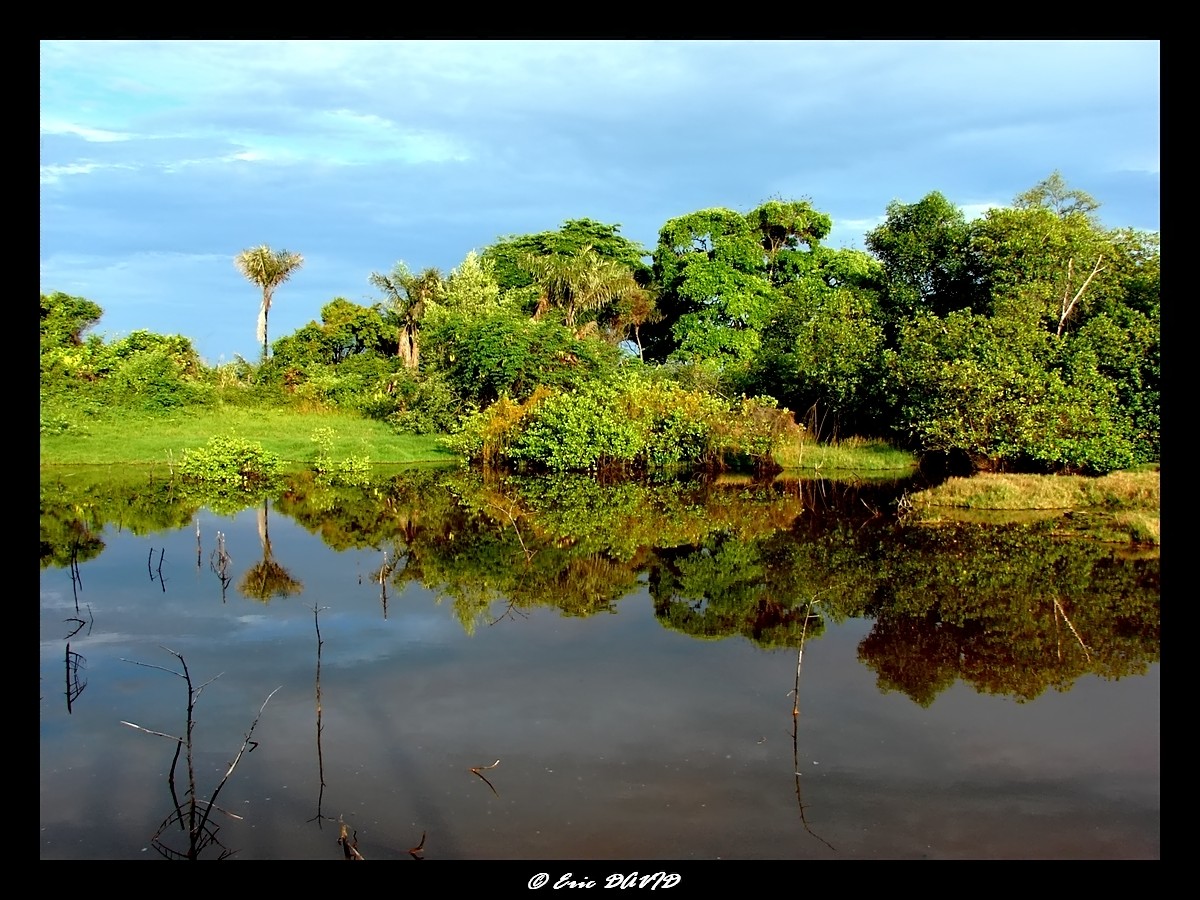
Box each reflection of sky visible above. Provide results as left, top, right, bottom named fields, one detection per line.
left=39, top=504, right=1159, bottom=860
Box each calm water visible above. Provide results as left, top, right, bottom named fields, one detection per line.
left=39, top=469, right=1160, bottom=860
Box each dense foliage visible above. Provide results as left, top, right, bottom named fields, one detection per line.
left=40, top=173, right=1158, bottom=475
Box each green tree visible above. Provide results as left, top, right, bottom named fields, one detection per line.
left=437, top=250, right=503, bottom=321
left=887, top=311, right=1137, bottom=473
left=424, top=309, right=620, bottom=407
left=524, top=244, right=640, bottom=330
left=864, top=191, right=983, bottom=326
left=369, top=263, right=444, bottom=370
left=234, top=245, right=304, bottom=360
left=752, top=279, right=886, bottom=439
left=483, top=218, right=650, bottom=296
left=40, top=291, right=103, bottom=352
left=1013, top=170, right=1101, bottom=221
left=650, top=202, right=839, bottom=380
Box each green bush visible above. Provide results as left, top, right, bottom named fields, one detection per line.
left=178, top=436, right=283, bottom=490
left=509, top=383, right=645, bottom=472
left=309, top=427, right=372, bottom=486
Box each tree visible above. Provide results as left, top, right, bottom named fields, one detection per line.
left=438, top=250, right=503, bottom=320
left=483, top=219, right=650, bottom=295
left=234, top=245, right=304, bottom=360
left=864, top=192, right=983, bottom=325
left=369, top=263, right=444, bottom=370
left=1014, top=170, right=1101, bottom=222
left=40, top=291, right=104, bottom=351
left=523, top=244, right=639, bottom=330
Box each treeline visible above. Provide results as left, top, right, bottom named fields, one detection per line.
left=40, top=172, right=1159, bottom=475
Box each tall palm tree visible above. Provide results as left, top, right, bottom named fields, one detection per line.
left=523, top=245, right=638, bottom=330
left=234, top=245, right=305, bottom=360
left=369, top=263, right=443, bottom=370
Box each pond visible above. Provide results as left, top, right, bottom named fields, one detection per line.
left=39, top=466, right=1160, bottom=860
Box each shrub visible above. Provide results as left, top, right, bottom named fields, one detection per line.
left=178, top=437, right=283, bottom=491
left=309, top=427, right=372, bottom=486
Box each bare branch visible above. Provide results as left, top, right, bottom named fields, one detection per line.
left=1057, top=254, right=1105, bottom=337
left=121, top=720, right=183, bottom=742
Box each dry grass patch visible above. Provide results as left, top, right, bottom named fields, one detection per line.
left=905, top=468, right=1160, bottom=547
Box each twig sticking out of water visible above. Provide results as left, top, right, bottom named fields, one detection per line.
left=210, top=532, right=232, bottom=601
left=69, top=539, right=83, bottom=611
left=375, top=551, right=395, bottom=618
left=469, top=759, right=501, bottom=796
left=120, top=647, right=280, bottom=859
left=307, top=605, right=330, bottom=825
left=408, top=830, right=426, bottom=860
left=790, top=599, right=836, bottom=852
left=147, top=548, right=167, bottom=592
left=338, top=819, right=365, bottom=860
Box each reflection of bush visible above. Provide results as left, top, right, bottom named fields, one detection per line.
left=40, top=470, right=199, bottom=568
left=40, top=467, right=1159, bottom=705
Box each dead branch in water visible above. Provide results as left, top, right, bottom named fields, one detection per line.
left=789, top=598, right=836, bottom=852
left=120, top=647, right=280, bottom=859
left=338, top=819, right=365, bottom=860
left=469, top=759, right=501, bottom=796
left=307, top=605, right=331, bottom=826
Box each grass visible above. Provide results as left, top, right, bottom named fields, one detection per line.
left=39, top=404, right=458, bottom=468
left=772, top=435, right=919, bottom=472
left=903, top=468, right=1161, bottom=546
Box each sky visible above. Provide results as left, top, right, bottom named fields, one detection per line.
left=39, top=39, right=1160, bottom=365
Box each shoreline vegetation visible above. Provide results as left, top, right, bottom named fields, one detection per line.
left=41, top=175, right=1157, bottom=548
left=38, top=403, right=1159, bottom=549
left=902, top=468, right=1160, bottom=547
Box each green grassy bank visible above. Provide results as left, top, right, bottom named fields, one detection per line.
left=39, top=406, right=457, bottom=467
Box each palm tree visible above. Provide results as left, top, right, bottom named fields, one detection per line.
left=234, top=245, right=304, bottom=360
left=369, top=263, right=443, bottom=370
left=523, top=245, right=638, bottom=331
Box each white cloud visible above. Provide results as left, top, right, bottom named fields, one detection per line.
left=40, top=118, right=133, bottom=142
left=959, top=202, right=1006, bottom=221
left=40, top=161, right=137, bottom=184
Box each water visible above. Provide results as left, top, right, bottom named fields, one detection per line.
left=39, top=469, right=1160, bottom=860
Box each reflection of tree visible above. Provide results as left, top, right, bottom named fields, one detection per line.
left=651, top=535, right=831, bottom=649
left=42, top=467, right=1159, bottom=707
left=856, top=611, right=961, bottom=708
left=40, top=471, right=201, bottom=569
left=858, top=521, right=1160, bottom=703
left=238, top=499, right=303, bottom=603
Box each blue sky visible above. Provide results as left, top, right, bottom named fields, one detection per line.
left=40, top=39, right=1160, bottom=365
